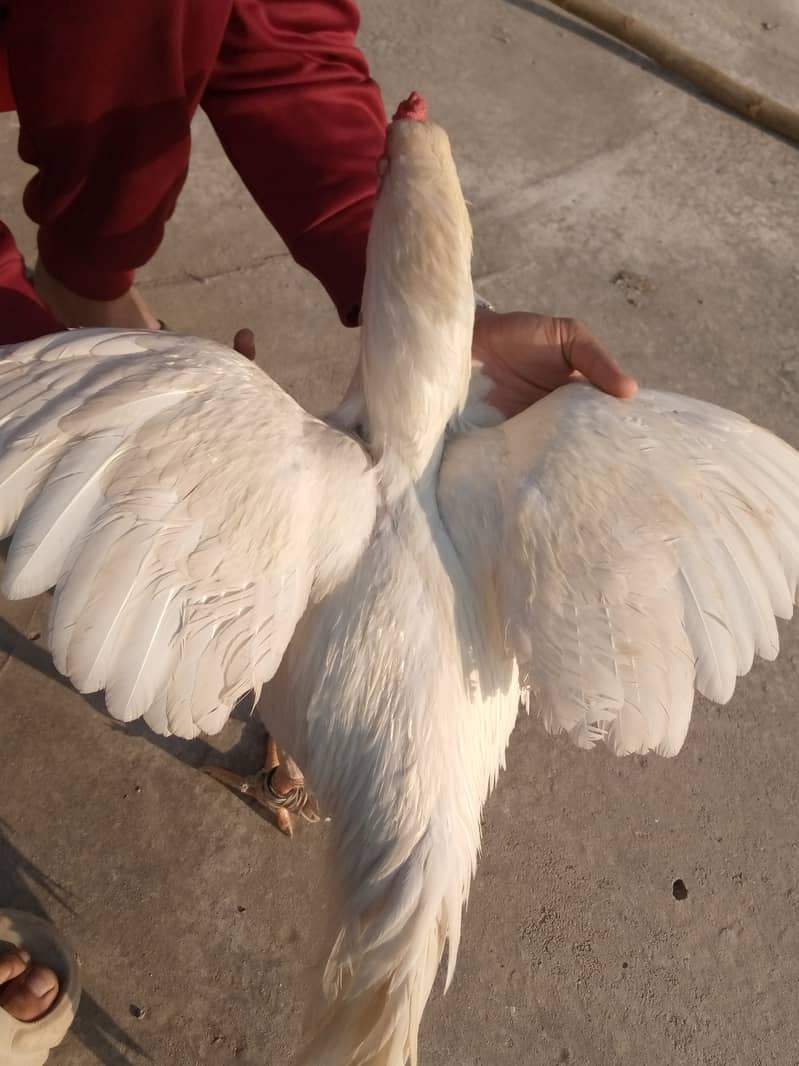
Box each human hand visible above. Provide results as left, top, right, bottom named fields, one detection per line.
left=472, top=309, right=637, bottom=418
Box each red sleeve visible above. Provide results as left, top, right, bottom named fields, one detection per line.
left=0, top=31, right=14, bottom=113
left=203, top=0, right=387, bottom=325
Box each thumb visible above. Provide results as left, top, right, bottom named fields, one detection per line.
left=233, top=328, right=256, bottom=361
left=561, top=319, right=637, bottom=399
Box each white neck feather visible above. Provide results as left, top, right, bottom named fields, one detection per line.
left=361, top=294, right=473, bottom=484
left=359, top=118, right=474, bottom=483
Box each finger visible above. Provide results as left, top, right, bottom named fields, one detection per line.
left=0, top=964, right=60, bottom=1022
left=558, top=318, right=638, bottom=398
left=0, top=950, right=30, bottom=986
left=233, top=328, right=256, bottom=361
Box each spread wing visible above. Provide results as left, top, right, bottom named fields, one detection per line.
left=0, top=329, right=377, bottom=738
left=440, top=383, right=799, bottom=756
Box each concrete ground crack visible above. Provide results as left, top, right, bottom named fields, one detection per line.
left=139, top=251, right=291, bottom=290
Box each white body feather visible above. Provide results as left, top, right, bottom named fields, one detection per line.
left=269, top=476, right=518, bottom=1063
left=0, top=103, right=797, bottom=1064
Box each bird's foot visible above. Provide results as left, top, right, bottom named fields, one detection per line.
left=203, top=735, right=318, bottom=837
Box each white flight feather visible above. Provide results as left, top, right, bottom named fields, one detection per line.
left=64, top=520, right=169, bottom=692
left=106, top=583, right=182, bottom=723
left=48, top=511, right=139, bottom=672
left=3, top=433, right=125, bottom=599
left=676, top=546, right=737, bottom=703
left=0, top=439, right=63, bottom=539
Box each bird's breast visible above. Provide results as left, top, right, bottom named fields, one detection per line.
left=263, top=487, right=520, bottom=815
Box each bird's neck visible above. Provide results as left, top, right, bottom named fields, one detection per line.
left=360, top=281, right=474, bottom=483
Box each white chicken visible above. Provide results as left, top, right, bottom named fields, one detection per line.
left=1, top=91, right=798, bottom=1064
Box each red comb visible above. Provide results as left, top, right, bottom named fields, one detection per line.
left=393, top=92, right=428, bottom=123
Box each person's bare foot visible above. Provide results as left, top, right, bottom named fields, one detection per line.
left=0, top=949, right=59, bottom=1022
left=33, top=260, right=160, bottom=330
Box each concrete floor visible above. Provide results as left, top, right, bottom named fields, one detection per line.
left=1, top=1, right=799, bottom=1063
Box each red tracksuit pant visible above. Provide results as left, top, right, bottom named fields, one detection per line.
left=0, top=0, right=387, bottom=329
left=0, top=223, right=63, bottom=343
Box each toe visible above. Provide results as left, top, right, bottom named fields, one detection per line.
left=275, top=808, right=294, bottom=837
left=0, top=963, right=60, bottom=1022
left=0, top=950, right=31, bottom=986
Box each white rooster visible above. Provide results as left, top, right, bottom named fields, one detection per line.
left=1, top=92, right=798, bottom=1063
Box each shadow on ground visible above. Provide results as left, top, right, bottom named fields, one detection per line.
left=0, top=818, right=149, bottom=1065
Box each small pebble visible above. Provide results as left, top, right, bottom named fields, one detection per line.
left=672, top=878, right=688, bottom=901
left=130, top=1004, right=146, bottom=1019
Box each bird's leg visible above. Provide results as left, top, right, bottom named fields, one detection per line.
left=203, top=733, right=318, bottom=837
left=261, top=737, right=316, bottom=837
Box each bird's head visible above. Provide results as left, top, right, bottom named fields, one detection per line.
left=367, top=92, right=473, bottom=322
left=360, top=93, right=474, bottom=477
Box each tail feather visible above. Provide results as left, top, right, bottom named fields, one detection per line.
left=300, top=824, right=468, bottom=1066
